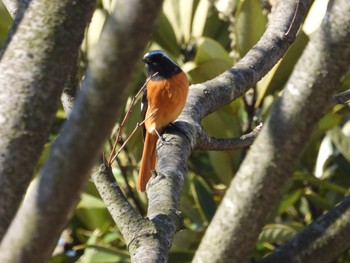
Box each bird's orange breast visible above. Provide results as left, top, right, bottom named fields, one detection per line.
left=145, top=71, right=189, bottom=134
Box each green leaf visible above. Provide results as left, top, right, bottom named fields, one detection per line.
left=299, top=196, right=312, bottom=223
left=194, top=37, right=232, bottom=65
left=192, top=0, right=211, bottom=38
left=82, top=251, right=127, bottom=263
left=255, top=62, right=280, bottom=109
left=77, top=193, right=106, bottom=209
left=179, top=0, right=198, bottom=43
left=202, top=5, right=231, bottom=48
left=293, top=172, right=348, bottom=195
left=49, top=254, right=77, bottom=263
left=78, top=230, right=99, bottom=263
left=235, top=0, right=267, bottom=57
left=184, top=59, right=230, bottom=83
left=207, top=151, right=234, bottom=185
left=179, top=192, right=204, bottom=226
left=258, top=224, right=299, bottom=243
left=191, top=176, right=216, bottom=223
left=79, top=246, right=129, bottom=263
left=152, top=12, right=181, bottom=56
left=302, top=0, right=329, bottom=35
left=277, top=189, right=303, bottom=215
left=328, top=126, right=350, bottom=162
left=267, top=30, right=309, bottom=93
left=75, top=194, right=113, bottom=230
left=162, top=0, right=198, bottom=43
left=256, top=31, right=309, bottom=107
left=169, top=251, right=194, bottom=263
left=318, top=113, right=342, bottom=132
left=179, top=175, right=205, bottom=225
left=78, top=231, right=130, bottom=263
left=304, top=191, right=333, bottom=210
left=314, top=135, right=334, bottom=179
left=183, top=37, right=232, bottom=82
left=171, top=229, right=201, bottom=250
left=338, top=71, right=350, bottom=92
left=84, top=9, right=107, bottom=54
left=202, top=105, right=241, bottom=138
left=0, top=3, right=12, bottom=46
left=163, top=0, right=182, bottom=42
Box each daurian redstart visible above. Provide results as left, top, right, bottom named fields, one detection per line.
left=138, top=50, right=189, bottom=192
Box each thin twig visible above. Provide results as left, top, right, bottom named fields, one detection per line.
left=108, top=72, right=158, bottom=165
left=109, top=108, right=158, bottom=165
left=107, top=84, right=147, bottom=164
left=284, top=0, right=300, bottom=36
left=333, top=88, right=350, bottom=104
left=102, top=152, right=107, bottom=165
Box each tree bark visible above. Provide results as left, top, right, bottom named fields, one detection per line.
left=0, top=0, right=163, bottom=262
left=104, top=0, right=308, bottom=261
left=258, top=196, right=350, bottom=263
left=0, top=0, right=95, bottom=240
left=192, top=0, right=350, bottom=262
left=2, top=0, right=18, bottom=17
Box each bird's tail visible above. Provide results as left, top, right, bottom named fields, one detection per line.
left=138, top=132, right=158, bottom=192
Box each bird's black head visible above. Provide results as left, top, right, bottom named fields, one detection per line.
left=143, top=50, right=182, bottom=79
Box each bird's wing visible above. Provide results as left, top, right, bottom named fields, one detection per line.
left=140, top=88, right=148, bottom=140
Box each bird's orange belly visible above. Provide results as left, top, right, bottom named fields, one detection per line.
left=145, top=71, right=189, bottom=134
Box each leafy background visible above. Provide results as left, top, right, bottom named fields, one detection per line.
left=1, top=0, right=350, bottom=262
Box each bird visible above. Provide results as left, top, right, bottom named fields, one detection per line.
left=138, top=50, right=189, bottom=192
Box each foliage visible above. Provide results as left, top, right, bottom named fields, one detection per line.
left=2, top=0, right=349, bottom=262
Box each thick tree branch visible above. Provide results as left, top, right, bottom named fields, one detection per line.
left=91, top=165, right=145, bottom=244
left=0, top=0, right=31, bottom=58
left=92, top=159, right=184, bottom=263
left=258, top=196, right=350, bottom=263
left=3, top=0, right=82, bottom=115
left=0, top=0, right=95, bottom=240
left=61, top=59, right=79, bottom=117
left=2, top=0, right=18, bottom=17
left=0, top=0, right=163, bottom=262
left=135, top=127, right=189, bottom=261
left=136, top=1, right=309, bottom=262
left=195, top=123, right=263, bottom=151
left=185, top=0, right=308, bottom=123
left=193, top=0, right=350, bottom=262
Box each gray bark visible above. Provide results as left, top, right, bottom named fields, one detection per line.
left=259, top=196, right=350, bottom=263
left=0, top=0, right=95, bottom=240
left=193, top=0, right=350, bottom=262
left=93, top=0, right=308, bottom=261
left=0, top=0, right=163, bottom=262
left=2, top=0, right=18, bottom=17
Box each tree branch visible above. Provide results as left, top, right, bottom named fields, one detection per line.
left=91, top=164, right=145, bottom=245
left=333, top=88, right=350, bottom=104
left=258, top=196, right=350, bottom=263
left=133, top=0, right=310, bottom=261
left=192, top=0, right=350, bottom=262
left=2, top=0, right=19, bottom=17
left=0, top=0, right=163, bottom=262
left=61, top=58, right=79, bottom=117
left=184, top=0, right=308, bottom=123
left=0, top=0, right=95, bottom=240
left=0, top=0, right=31, bottom=58
left=195, top=123, right=263, bottom=151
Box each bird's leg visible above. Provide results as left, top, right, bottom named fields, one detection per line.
left=154, top=129, right=172, bottom=146
left=167, top=122, right=182, bottom=132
